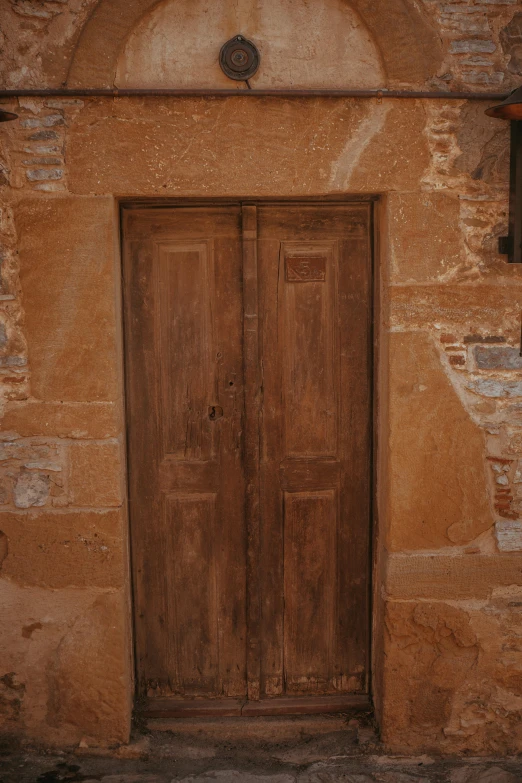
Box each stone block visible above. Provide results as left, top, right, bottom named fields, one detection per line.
left=506, top=430, right=522, bottom=455
left=388, top=192, right=463, bottom=283
left=388, top=332, right=492, bottom=550
left=456, top=102, right=509, bottom=184
left=15, top=197, right=120, bottom=402
left=441, top=15, right=490, bottom=35
left=495, top=520, right=522, bottom=552
left=22, top=157, right=62, bottom=166
left=67, top=98, right=429, bottom=197
left=27, top=130, right=60, bottom=141
left=0, top=509, right=126, bottom=588
left=385, top=553, right=522, bottom=599
left=1, top=401, right=121, bottom=439
left=381, top=594, right=522, bottom=754
left=13, top=471, right=50, bottom=508
left=20, top=115, right=64, bottom=129
left=347, top=102, right=430, bottom=193
left=66, top=97, right=359, bottom=197
left=389, top=285, right=522, bottom=340
left=26, top=168, right=63, bottom=182
left=47, top=590, right=132, bottom=745
left=474, top=345, right=522, bottom=370
left=450, top=40, right=496, bottom=54
left=467, top=378, right=522, bottom=398
left=501, top=12, right=522, bottom=77
left=68, top=441, right=123, bottom=507
left=381, top=600, right=480, bottom=751
left=0, top=580, right=131, bottom=745
left=461, top=71, right=504, bottom=85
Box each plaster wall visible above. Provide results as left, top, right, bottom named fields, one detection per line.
left=1, top=0, right=522, bottom=756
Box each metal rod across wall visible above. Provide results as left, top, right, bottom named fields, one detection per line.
left=0, top=88, right=509, bottom=100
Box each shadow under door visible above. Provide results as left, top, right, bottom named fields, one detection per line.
left=122, top=202, right=373, bottom=717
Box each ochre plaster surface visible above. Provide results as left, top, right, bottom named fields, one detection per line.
left=388, top=332, right=492, bottom=551
left=16, top=197, right=120, bottom=402
left=1, top=0, right=522, bottom=757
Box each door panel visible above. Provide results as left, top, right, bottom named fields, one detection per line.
left=124, top=207, right=247, bottom=699
left=257, top=204, right=372, bottom=698
left=280, top=242, right=338, bottom=458
left=123, top=202, right=372, bottom=712
left=283, top=489, right=336, bottom=692
left=158, top=241, right=215, bottom=460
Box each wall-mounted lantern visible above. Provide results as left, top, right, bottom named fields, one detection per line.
left=0, top=110, right=18, bottom=122
left=486, top=86, right=522, bottom=264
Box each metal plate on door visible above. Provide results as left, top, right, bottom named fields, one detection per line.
left=286, top=256, right=326, bottom=282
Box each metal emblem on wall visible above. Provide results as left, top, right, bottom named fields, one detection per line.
left=219, top=36, right=260, bottom=81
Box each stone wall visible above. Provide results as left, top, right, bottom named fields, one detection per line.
left=1, top=0, right=522, bottom=756
left=0, top=105, right=132, bottom=746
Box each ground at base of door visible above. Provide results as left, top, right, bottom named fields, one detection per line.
left=1, top=717, right=521, bottom=783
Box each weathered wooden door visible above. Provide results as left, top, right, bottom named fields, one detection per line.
left=123, top=202, right=372, bottom=716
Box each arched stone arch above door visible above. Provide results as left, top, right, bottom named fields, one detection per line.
left=66, top=0, right=443, bottom=88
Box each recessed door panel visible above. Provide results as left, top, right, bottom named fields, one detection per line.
left=283, top=490, right=337, bottom=693
left=158, top=242, right=214, bottom=460
left=281, top=243, right=338, bottom=458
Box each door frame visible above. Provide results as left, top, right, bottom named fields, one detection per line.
left=119, top=195, right=381, bottom=718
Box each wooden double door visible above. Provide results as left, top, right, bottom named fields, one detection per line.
left=123, top=202, right=373, bottom=716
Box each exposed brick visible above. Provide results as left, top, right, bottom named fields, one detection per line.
left=440, top=333, right=458, bottom=343
left=464, top=334, right=506, bottom=344
left=449, top=354, right=466, bottom=366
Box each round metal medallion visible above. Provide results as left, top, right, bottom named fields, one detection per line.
left=219, top=36, right=260, bottom=81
